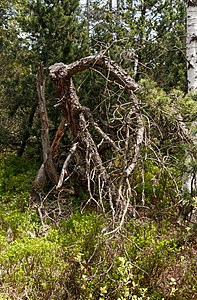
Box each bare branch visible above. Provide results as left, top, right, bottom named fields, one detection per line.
left=83, top=107, right=123, bottom=154
left=123, top=124, right=145, bottom=177
left=51, top=116, right=67, bottom=159
left=56, top=142, right=78, bottom=190
left=49, top=54, right=139, bottom=93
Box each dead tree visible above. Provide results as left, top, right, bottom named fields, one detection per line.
left=49, top=54, right=144, bottom=222
left=33, top=54, right=193, bottom=229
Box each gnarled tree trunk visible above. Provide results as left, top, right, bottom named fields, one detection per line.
left=49, top=55, right=143, bottom=221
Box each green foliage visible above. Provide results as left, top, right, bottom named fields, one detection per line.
left=0, top=236, right=68, bottom=299
left=59, top=212, right=104, bottom=257
left=88, top=0, right=186, bottom=90
left=177, top=91, right=197, bottom=122
left=0, top=0, right=89, bottom=155
left=0, top=154, right=40, bottom=245
left=0, top=153, right=38, bottom=195
left=17, top=0, right=86, bottom=66
left=0, top=194, right=196, bottom=299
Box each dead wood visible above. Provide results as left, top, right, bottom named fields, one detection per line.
left=32, top=53, right=194, bottom=228
left=34, top=64, right=59, bottom=190
left=48, top=54, right=144, bottom=222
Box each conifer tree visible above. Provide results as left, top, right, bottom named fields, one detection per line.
left=1, top=0, right=87, bottom=155
left=88, top=0, right=187, bottom=90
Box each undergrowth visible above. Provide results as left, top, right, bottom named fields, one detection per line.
left=0, top=153, right=196, bottom=299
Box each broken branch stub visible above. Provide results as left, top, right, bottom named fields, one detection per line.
left=34, top=63, right=59, bottom=189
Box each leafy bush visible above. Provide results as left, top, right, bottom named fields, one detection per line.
left=0, top=208, right=196, bottom=299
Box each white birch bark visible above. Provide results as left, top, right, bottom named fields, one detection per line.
left=185, top=0, right=197, bottom=193
left=181, top=1, right=197, bottom=223
left=187, top=1, right=197, bottom=92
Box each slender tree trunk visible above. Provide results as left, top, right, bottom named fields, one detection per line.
left=108, top=0, right=112, bottom=11
left=184, top=0, right=197, bottom=194
left=135, top=2, right=146, bottom=82
left=187, top=0, right=197, bottom=92
left=86, top=0, right=90, bottom=40
left=179, top=0, right=197, bottom=223
left=17, top=104, right=37, bottom=157
left=117, top=0, right=120, bottom=11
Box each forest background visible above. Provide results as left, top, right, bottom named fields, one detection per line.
left=0, top=0, right=196, bottom=299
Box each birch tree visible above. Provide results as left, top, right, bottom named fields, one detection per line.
left=187, top=0, right=197, bottom=92
left=184, top=0, right=197, bottom=194
left=180, top=0, right=197, bottom=222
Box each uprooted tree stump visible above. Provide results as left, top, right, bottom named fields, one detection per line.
left=32, top=54, right=194, bottom=230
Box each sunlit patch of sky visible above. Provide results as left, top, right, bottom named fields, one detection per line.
left=80, top=0, right=118, bottom=7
